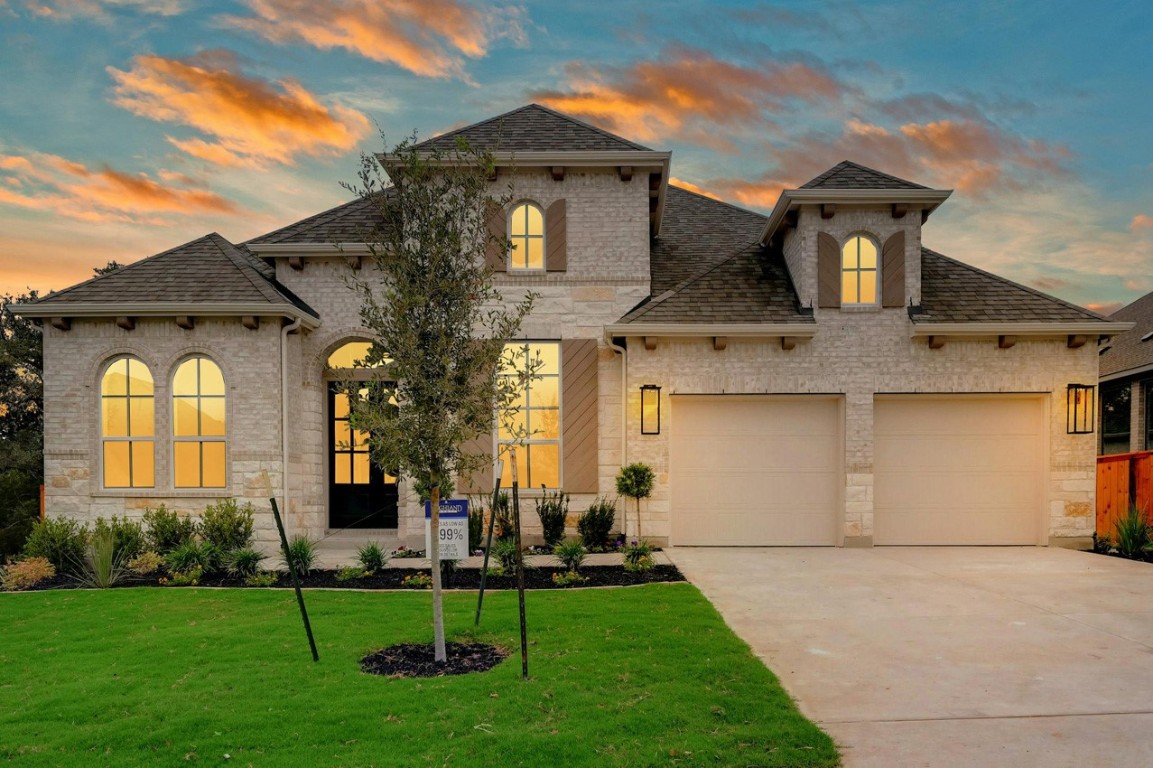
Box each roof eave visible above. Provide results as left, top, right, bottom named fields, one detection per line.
left=8, top=302, right=321, bottom=329
left=604, top=322, right=817, bottom=341
left=247, top=243, right=374, bottom=255
left=1101, top=361, right=1153, bottom=383
left=759, top=188, right=954, bottom=244
left=910, top=321, right=1129, bottom=337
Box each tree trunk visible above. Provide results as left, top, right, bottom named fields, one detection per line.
left=430, top=481, right=446, bottom=663
left=636, top=497, right=642, bottom=540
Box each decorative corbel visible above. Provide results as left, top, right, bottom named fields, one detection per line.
left=821, top=203, right=836, bottom=219
left=643, top=336, right=657, bottom=351
left=928, top=335, right=946, bottom=350
left=242, top=316, right=260, bottom=330
left=780, top=336, right=798, bottom=351
left=49, top=317, right=70, bottom=331
left=712, top=336, right=727, bottom=351
left=997, top=335, right=1016, bottom=349
left=550, top=166, right=565, bottom=182
left=618, top=166, right=633, bottom=182
left=115, top=316, right=135, bottom=331
left=1067, top=335, right=1089, bottom=349
left=176, top=315, right=195, bottom=330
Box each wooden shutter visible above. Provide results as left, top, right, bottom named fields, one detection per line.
left=561, top=338, right=598, bottom=492
left=817, top=232, right=841, bottom=308
left=882, top=231, right=906, bottom=308
left=457, top=423, right=495, bottom=495
left=545, top=199, right=567, bottom=272
left=485, top=203, right=507, bottom=272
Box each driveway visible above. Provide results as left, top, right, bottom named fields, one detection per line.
left=667, top=546, right=1153, bottom=768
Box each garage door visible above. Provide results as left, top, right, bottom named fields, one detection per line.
left=874, top=396, right=1046, bottom=545
left=670, top=395, right=841, bottom=546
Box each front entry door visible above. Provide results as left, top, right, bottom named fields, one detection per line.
left=328, top=383, right=398, bottom=529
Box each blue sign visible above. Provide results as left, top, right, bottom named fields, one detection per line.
left=424, top=499, right=469, bottom=519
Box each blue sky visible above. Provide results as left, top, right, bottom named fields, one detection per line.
left=1, top=0, right=1150, bottom=314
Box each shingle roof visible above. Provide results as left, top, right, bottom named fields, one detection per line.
left=801, top=160, right=929, bottom=190
left=412, top=103, right=652, bottom=153
left=620, top=186, right=811, bottom=325
left=915, top=248, right=1108, bottom=324
left=1099, top=292, right=1153, bottom=377
left=246, top=193, right=388, bottom=245
left=30, top=233, right=317, bottom=317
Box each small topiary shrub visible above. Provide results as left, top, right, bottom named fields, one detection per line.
left=127, top=551, right=164, bottom=576
left=615, top=463, right=655, bottom=539
left=553, top=540, right=586, bottom=572
left=166, top=540, right=221, bottom=576
left=281, top=535, right=317, bottom=578
left=577, top=496, right=616, bottom=550
left=357, top=541, right=387, bottom=572
left=535, top=488, right=569, bottom=548
left=22, top=517, right=88, bottom=574
left=142, top=505, right=197, bottom=553
left=224, top=547, right=266, bottom=578
left=200, top=499, right=255, bottom=552
left=92, top=516, right=146, bottom=562
left=1, top=557, right=55, bottom=591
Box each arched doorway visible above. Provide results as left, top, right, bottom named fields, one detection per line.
left=325, top=341, right=398, bottom=529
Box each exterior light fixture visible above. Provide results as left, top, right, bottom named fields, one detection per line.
left=640, top=384, right=661, bottom=435
left=1067, top=384, right=1095, bottom=434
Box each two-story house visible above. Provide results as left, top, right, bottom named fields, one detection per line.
left=15, top=104, right=1124, bottom=550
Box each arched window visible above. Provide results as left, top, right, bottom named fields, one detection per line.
left=172, top=356, right=226, bottom=488
left=842, top=235, right=879, bottom=305
left=101, top=356, right=154, bottom=488
left=326, top=341, right=388, bottom=370
left=508, top=202, right=544, bottom=270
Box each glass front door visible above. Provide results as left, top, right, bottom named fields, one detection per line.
left=328, top=383, right=398, bottom=529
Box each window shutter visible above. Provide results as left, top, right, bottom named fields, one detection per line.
left=485, top=203, right=507, bottom=272
left=817, top=232, right=841, bottom=308
left=561, top=338, right=598, bottom=492
left=457, top=423, right=494, bottom=495
left=545, top=199, right=567, bottom=272
left=882, top=231, right=906, bottom=308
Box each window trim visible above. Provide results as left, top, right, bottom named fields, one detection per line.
left=496, top=340, right=562, bottom=490
left=1100, top=382, right=1132, bottom=455
left=841, top=233, right=881, bottom=307
left=99, top=355, right=155, bottom=489
left=507, top=201, right=546, bottom=272
left=171, top=355, right=228, bottom=489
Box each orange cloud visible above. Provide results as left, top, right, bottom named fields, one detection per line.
left=107, top=51, right=371, bottom=168
left=0, top=149, right=240, bottom=223
left=1132, top=214, right=1153, bottom=232
left=1087, top=302, right=1123, bottom=316
left=532, top=47, right=849, bottom=150
left=669, top=177, right=720, bottom=200
left=222, top=0, right=522, bottom=81
left=20, top=0, right=184, bottom=19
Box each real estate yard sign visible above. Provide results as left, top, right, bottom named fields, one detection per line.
left=424, top=499, right=469, bottom=560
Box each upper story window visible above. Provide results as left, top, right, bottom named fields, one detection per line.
left=101, top=356, right=155, bottom=488
left=327, top=340, right=389, bottom=370
left=842, top=235, right=879, bottom=305
left=508, top=202, right=544, bottom=271
left=498, top=342, right=560, bottom=488
left=1101, top=383, right=1131, bottom=455
left=173, top=356, right=226, bottom=488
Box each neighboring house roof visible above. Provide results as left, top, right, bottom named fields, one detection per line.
left=23, top=233, right=318, bottom=319
left=246, top=194, right=387, bottom=246
left=412, top=103, right=652, bottom=153
left=916, top=248, right=1109, bottom=324
left=619, top=186, right=811, bottom=326
left=1099, top=292, right=1153, bottom=378
left=800, top=160, right=929, bottom=190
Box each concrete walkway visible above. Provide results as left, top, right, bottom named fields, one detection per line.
left=667, top=546, right=1153, bottom=768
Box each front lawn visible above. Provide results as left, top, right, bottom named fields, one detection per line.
left=0, top=585, right=838, bottom=767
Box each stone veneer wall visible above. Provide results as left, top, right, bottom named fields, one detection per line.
left=624, top=311, right=1100, bottom=547
left=272, top=169, right=650, bottom=544
left=42, top=317, right=289, bottom=547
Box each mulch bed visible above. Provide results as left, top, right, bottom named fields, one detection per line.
left=360, top=642, right=508, bottom=678
left=13, top=564, right=684, bottom=591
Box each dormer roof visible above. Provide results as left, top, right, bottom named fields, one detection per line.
left=412, top=103, right=652, bottom=153
left=800, top=160, right=929, bottom=190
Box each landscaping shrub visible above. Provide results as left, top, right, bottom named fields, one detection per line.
left=161, top=567, right=203, bottom=586
left=1114, top=506, right=1152, bottom=560
left=468, top=502, right=485, bottom=551
left=0, top=556, right=55, bottom=591
left=391, top=545, right=423, bottom=558
left=166, top=540, right=221, bottom=575
left=224, top=547, right=267, bottom=578
left=337, top=565, right=369, bottom=581
left=551, top=570, right=587, bottom=587
left=623, top=539, right=655, bottom=573
left=22, top=517, right=87, bottom=574
left=492, top=492, right=514, bottom=540
left=1093, top=533, right=1114, bottom=555
left=245, top=571, right=277, bottom=587
left=491, top=537, right=522, bottom=573
left=142, top=505, right=197, bottom=553
left=577, top=496, right=616, bottom=549
left=401, top=572, right=432, bottom=589
left=535, top=488, right=569, bottom=548
left=282, top=535, right=317, bottom=578
left=127, top=551, right=164, bottom=576
left=199, top=499, right=255, bottom=551
left=616, top=463, right=655, bottom=538
left=76, top=529, right=126, bottom=588
left=357, top=541, right=387, bottom=572
left=553, top=540, right=586, bottom=572
left=92, top=516, right=146, bottom=561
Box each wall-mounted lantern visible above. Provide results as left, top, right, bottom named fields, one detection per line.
left=1067, top=383, right=1095, bottom=434
left=640, top=384, right=661, bottom=435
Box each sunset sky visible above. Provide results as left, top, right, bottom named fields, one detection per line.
left=1, top=0, right=1150, bottom=314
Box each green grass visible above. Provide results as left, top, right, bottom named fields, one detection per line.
left=0, top=585, right=838, bottom=767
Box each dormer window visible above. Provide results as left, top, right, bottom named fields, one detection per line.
left=842, top=235, right=879, bottom=305
left=508, top=202, right=545, bottom=270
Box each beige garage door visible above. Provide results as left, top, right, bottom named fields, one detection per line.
left=874, top=396, right=1046, bottom=545
left=670, top=395, right=841, bottom=546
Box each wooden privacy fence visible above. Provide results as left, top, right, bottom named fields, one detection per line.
left=1096, top=451, right=1153, bottom=536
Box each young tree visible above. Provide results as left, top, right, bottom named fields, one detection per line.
left=345, top=136, right=535, bottom=663
left=0, top=292, right=44, bottom=556
left=616, top=463, right=655, bottom=540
